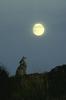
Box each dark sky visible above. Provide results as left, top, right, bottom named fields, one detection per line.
left=0, top=0, right=66, bottom=75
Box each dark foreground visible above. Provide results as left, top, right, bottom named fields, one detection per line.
left=0, top=64, right=66, bottom=100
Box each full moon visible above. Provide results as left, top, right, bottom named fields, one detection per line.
left=33, top=23, right=45, bottom=36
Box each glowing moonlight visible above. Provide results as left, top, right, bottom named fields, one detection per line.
left=33, top=23, right=45, bottom=36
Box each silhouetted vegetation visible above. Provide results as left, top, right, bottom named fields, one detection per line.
left=0, top=64, right=66, bottom=100
left=0, top=65, right=9, bottom=100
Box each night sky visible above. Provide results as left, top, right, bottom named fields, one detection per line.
left=0, top=0, right=66, bottom=75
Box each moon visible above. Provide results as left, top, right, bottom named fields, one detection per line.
left=33, top=23, right=45, bottom=36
